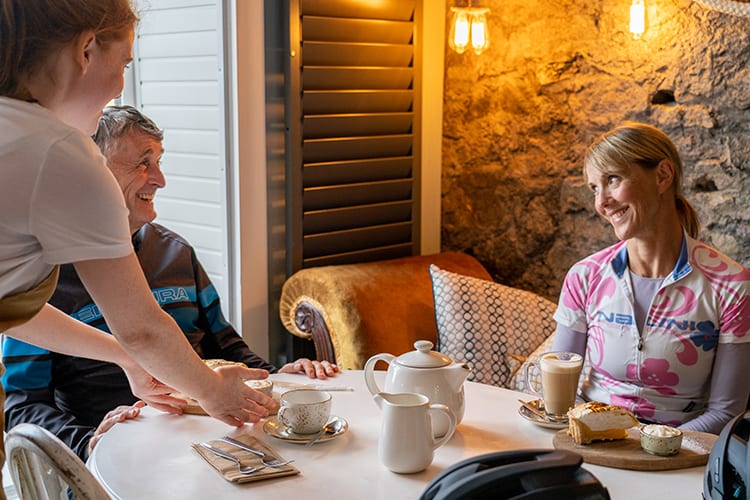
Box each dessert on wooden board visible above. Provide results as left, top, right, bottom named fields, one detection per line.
left=567, top=401, right=639, bottom=445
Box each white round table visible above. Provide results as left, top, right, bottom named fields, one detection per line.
left=88, top=370, right=707, bottom=499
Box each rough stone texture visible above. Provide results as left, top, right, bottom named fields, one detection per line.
left=441, top=0, right=750, bottom=302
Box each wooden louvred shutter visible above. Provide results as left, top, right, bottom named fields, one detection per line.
left=288, top=0, right=421, bottom=271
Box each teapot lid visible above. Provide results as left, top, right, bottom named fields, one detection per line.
left=397, top=340, right=452, bottom=368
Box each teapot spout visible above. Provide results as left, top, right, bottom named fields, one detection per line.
left=447, top=362, right=471, bottom=391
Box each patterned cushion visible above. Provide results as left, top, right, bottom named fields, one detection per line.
left=429, top=265, right=557, bottom=388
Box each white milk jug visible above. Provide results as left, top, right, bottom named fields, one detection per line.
left=373, top=392, right=456, bottom=474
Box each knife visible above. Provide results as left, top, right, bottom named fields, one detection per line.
left=272, top=381, right=354, bottom=392
left=218, top=436, right=266, bottom=458
left=197, top=442, right=241, bottom=462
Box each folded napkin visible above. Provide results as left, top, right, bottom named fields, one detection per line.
left=192, top=435, right=299, bottom=483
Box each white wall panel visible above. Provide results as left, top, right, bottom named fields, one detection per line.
left=155, top=220, right=223, bottom=253
left=163, top=129, right=221, bottom=154
left=154, top=198, right=221, bottom=227
left=138, top=32, right=219, bottom=58
left=138, top=5, right=217, bottom=34
left=142, top=106, right=220, bottom=130
left=142, top=0, right=213, bottom=10
left=131, top=0, right=234, bottom=322
left=139, top=57, right=218, bottom=82
left=140, top=82, right=220, bottom=106
left=160, top=153, right=222, bottom=178
left=159, top=177, right=221, bottom=204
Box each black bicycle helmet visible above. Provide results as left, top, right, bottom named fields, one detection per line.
left=420, top=449, right=610, bottom=500
left=704, top=411, right=749, bottom=499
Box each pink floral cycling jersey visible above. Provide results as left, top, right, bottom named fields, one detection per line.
left=554, top=234, right=750, bottom=425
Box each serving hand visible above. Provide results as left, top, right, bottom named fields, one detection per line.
left=197, top=365, right=275, bottom=427
left=121, top=362, right=186, bottom=414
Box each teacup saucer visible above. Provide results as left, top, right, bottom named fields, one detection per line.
left=518, top=399, right=568, bottom=429
left=263, top=415, right=348, bottom=444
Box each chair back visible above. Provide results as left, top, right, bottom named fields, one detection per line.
left=5, top=423, right=110, bottom=500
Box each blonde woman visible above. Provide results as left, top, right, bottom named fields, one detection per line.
left=553, top=122, right=750, bottom=434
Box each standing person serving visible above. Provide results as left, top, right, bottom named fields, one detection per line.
left=552, top=122, right=750, bottom=434
left=0, top=0, right=272, bottom=487
left=3, top=105, right=339, bottom=461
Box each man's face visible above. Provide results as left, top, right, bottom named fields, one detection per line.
left=104, top=130, right=165, bottom=233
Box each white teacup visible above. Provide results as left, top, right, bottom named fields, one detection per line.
left=246, top=379, right=273, bottom=397
left=523, top=351, right=583, bottom=417
left=277, top=389, right=332, bottom=434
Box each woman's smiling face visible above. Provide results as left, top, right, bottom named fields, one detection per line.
left=585, top=163, right=661, bottom=242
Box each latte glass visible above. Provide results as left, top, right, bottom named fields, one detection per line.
left=523, top=351, right=583, bottom=417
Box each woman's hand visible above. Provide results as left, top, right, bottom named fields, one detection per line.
left=196, top=365, right=276, bottom=427
left=279, top=358, right=340, bottom=379
left=88, top=401, right=146, bottom=455
left=121, top=362, right=186, bottom=414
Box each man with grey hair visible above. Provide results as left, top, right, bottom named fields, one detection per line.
left=2, top=106, right=338, bottom=460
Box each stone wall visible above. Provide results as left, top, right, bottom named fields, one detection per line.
left=441, top=0, right=750, bottom=301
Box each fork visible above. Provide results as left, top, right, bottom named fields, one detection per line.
left=196, top=442, right=266, bottom=475
left=219, top=436, right=294, bottom=468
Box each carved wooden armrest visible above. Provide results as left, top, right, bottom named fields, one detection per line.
left=292, top=301, right=336, bottom=363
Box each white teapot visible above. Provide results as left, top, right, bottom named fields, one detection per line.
left=364, top=340, right=470, bottom=437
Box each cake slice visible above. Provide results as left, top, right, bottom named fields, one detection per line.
left=567, top=402, right=639, bottom=445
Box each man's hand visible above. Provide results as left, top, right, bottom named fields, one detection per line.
left=88, top=402, right=145, bottom=455
left=279, top=358, right=340, bottom=379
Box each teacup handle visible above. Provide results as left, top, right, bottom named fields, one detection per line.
left=428, top=404, right=456, bottom=449
left=523, top=360, right=543, bottom=398
left=277, top=406, right=291, bottom=429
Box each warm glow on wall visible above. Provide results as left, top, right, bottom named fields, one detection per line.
left=630, top=0, right=645, bottom=39
left=449, top=1, right=490, bottom=55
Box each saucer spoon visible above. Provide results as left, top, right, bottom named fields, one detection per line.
left=304, top=418, right=344, bottom=447
left=518, top=399, right=568, bottom=423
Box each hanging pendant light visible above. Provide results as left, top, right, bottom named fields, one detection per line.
left=630, top=0, right=646, bottom=39
left=449, top=1, right=490, bottom=55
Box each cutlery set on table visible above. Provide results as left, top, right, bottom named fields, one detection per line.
left=192, top=433, right=301, bottom=483
left=191, top=381, right=352, bottom=483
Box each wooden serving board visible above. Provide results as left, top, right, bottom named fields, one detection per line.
left=553, top=427, right=716, bottom=471
left=171, top=393, right=207, bottom=415
left=171, top=391, right=280, bottom=416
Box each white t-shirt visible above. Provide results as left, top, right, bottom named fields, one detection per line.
left=0, top=97, right=132, bottom=297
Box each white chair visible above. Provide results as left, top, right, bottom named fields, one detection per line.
left=5, top=423, right=109, bottom=500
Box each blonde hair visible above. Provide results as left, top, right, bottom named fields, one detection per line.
left=0, top=0, right=137, bottom=98
left=584, top=122, right=700, bottom=238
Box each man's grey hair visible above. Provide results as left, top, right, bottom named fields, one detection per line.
left=92, top=105, right=164, bottom=155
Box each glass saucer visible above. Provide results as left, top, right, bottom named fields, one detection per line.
left=518, top=399, right=568, bottom=429
left=263, top=415, right=348, bottom=444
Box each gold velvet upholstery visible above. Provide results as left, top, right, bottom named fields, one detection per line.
left=279, top=252, right=492, bottom=369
